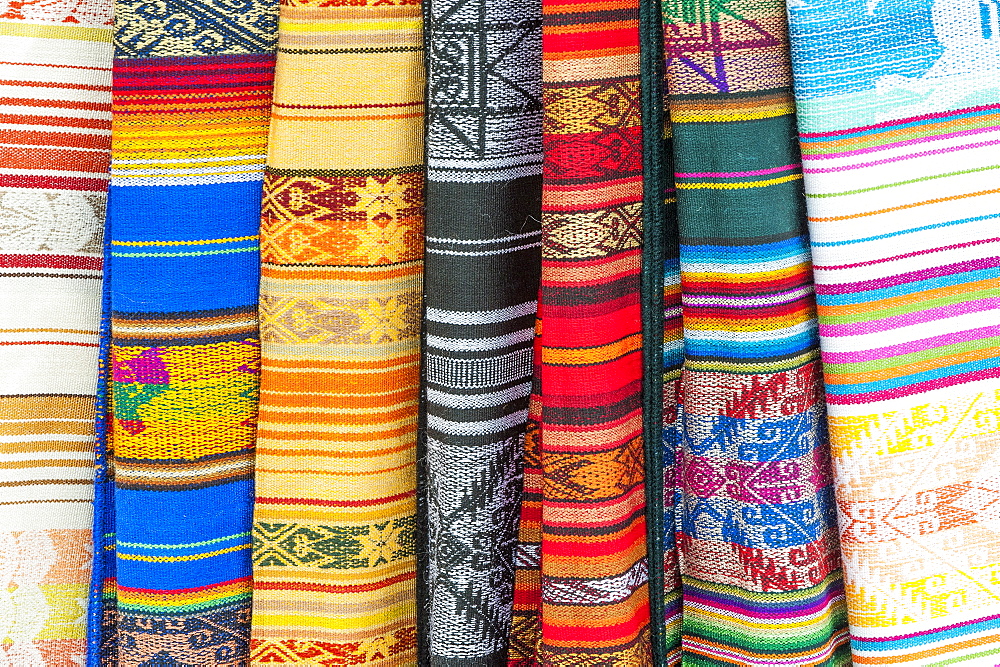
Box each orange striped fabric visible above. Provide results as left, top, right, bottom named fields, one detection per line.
left=249, top=0, right=425, bottom=663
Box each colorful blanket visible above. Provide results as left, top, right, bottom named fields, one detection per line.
left=0, top=0, right=112, bottom=661
left=250, top=0, right=425, bottom=663
left=88, top=0, right=278, bottom=661
left=662, top=0, right=850, bottom=663
left=508, top=0, right=651, bottom=662
left=788, top=0, right=1000, bottom=663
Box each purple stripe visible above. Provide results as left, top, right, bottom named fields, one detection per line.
left=803, top=138, right=1000, bottom=174
left=801, top=125, right=1000, bottom=160
left=826, top=366, right=1000, bottom=405
left=814, top=256, right=1000, bottom=296
left=822, top=324, right=1000, bottom=364
left=677, top=163, right=800, bottom=178
left=813, top=238, right=1000, bottom=271
left=819, top=297, right=1000, bottom=337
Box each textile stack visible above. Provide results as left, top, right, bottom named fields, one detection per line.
left=2, top=0, right=1000, bottom=665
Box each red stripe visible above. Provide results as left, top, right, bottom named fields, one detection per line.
left=256, top=490, right=415, bottom=507
left=0, top=174, right=108, bottom=191
left=0, top=254, right=102, bottom=270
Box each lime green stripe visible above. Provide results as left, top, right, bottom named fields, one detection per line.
left=807, top=164, right=1000, bottom=198
left=825, top=335, right=1000, bottom=374
left=0, top=20, right=112, bottom=42
left=118, top=532, right=251, bottom=550
left=927, top=645, right=1000, bottom=667
left=819, top=287, right=1000, bottom=325
left=111, top=247, right=258, bottom=258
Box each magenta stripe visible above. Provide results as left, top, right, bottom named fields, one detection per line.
left=802, top=138, right=1000, bottom=174
left=822, top=324, right=1000, bottom=364
left=676, top=163, right=800, bottom=178
left=799, top=102, right=1000, bottom=139
left=856, top=613, right=1000, bottom=644
left=801, top=125, right=1000, bottom=160
left=818, top=297, right=1000, bottom=338
left=826, top=366, right=1000, bottom=405
left=814, top=256, right=1000, bottom=296
left=813, top=237, right=1000, bottom=271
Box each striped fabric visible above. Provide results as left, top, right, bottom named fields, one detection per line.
left=421, top=0, right=542, bottom=663
left=788, top=1, right=1000, bottom=664
left=0, top=0, right=111, bottom=662
left=88, top=0, right=277, bottom=661
left=662, top=0, right=850, bottom=663
left=249, top=0, right=424, bottom=663
left=509, top=0, right=652, bottom=663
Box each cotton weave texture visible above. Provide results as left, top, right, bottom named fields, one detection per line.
left=250, top=0, right=425, bottom=663
left=661, top=0, right=850, bottom=663
left=788, top=0, right=1000, bottom=664
left=0, top=0, right=112, bottom=661
left=88, top=0, right=278, bottom=661
left=422, top=0, right=542, bottom=663
left=508, top=0, right=651, bottom=662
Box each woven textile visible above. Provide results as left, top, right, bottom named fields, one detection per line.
left=662, top=0, right=850, bottom=663
left=787, top=0, right=1000, bottom=663
left=422, top=0, right=542, bottom=663
left=87, top=0, right=277, bottom=661
left=508, top=0, right=652, bottom=663
left=249, top=0, right=424, bottom=663
left=0, top=0, right=111, bottom=661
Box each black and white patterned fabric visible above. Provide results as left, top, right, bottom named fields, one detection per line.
left=422, top=0, right=543, bottom=663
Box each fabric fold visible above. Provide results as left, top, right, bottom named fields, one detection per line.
left=89, top=0, right=278, bottom=662
left=508, top=0, right=652, bottom=662
left=0, top=0, right=113, bottom=662
left=421, top=0, right=543, bottom=663
left=249, top=0, right=425, bottom=663
left=788, top=0, right=1000, bottom=663
left=662, top=0, right=850, bottom=663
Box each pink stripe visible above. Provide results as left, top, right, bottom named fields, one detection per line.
left=683, top=452, right=830, bottom=504
left=818, top=297, right=1000, bottom=338
left=799, top=102, right=1000, bottom=138
left=803, top=138, right=1000, bottom=174
left=826, top=366, right=1000, bottom=405
left=822, top=324, right=1000, bottom=364
left=675, top=163, right=800, bottom=178
left=802, top=125, right=1000, bottom=160
left=813, top=237, right=1000, bottom=271
left=0, top=253, right=102, bottom=270
left=815, top=257, right=1000, bottom=296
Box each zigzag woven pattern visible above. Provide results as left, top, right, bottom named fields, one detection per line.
left=87, top=0, right=278, bottom=661
left=508, top=0, right=652, bottom=662
left=0, top=0, right=112, bottom=661
left=662, top=0, right=850, bottom=663
left=249, top=0, right=425, bottom=663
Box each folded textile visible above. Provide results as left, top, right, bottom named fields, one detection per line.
left=421, top=0, right=543, bottom=664
left=789, top=0, right=1000, bottom=663
left=508, top=0, right=652, bottom=662
left=0, top=0, right=112, bottom=661
left=89, top=0, right=278, bottom=661
left=250, top=0, right=425, bottom=663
